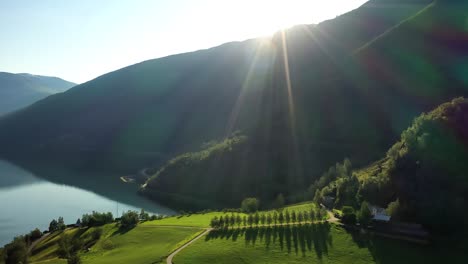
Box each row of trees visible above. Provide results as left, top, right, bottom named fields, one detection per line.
left=210, top=209, right=325, bottom=229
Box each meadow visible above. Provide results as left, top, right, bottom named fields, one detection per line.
left=174, top=223, right=466, bottom=264
left=29, top=224, right=202, bottom=264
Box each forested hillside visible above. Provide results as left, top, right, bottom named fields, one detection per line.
left=2, top=0, right=468, bottom=209
left=315, top=98, right=468, bottom=233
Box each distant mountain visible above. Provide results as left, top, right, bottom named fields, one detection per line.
left=2, top=0, right=466, bottom=209
left=0, top=72, right=75, bottom=115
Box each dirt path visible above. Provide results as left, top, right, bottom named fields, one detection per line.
left=27, top=232, right=50, bottom=254
left=166, top=228, right=212, bottom=264
left=327, top=210, right=339, bottom=223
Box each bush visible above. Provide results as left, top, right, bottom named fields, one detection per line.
left=386, top=199, right=400, bottom=217
left=91, top=228, right=103, bottom=241
left=241, top=198, right=259, bottom=213
left=101, top=239, right=115, bottom=250
left=68, top=254, right=82, bottom=264
left=120, top=211, right=139, bottom=229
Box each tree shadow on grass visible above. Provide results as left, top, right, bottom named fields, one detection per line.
left=110, top=224, right=135, bottom=237
left=206, top=223, right=332, bottom=258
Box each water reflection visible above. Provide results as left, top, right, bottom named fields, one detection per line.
left=0, top=159, right=174, bottom=246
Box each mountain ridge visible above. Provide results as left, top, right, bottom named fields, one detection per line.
left=0, top=72, right=75, bottom=115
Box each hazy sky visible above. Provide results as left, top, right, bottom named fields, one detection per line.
left=0, top=0, right=367, bottom=83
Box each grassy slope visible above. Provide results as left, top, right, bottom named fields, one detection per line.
left=142, top=212, right=247, bottom=228
left=82, top=226, right=201, bottom=264
left=29, top=202, right=320, bottom=263
left=30, top=225, right=202, bottom=264
left=30, top=228, right=81, bottom=262
left=175, top=223, right=466, bottom=264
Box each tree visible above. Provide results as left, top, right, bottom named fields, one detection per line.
left=76, top=218, right=81, bottom=227
left=230, top=214, right=235, bottom=227
left=278, top=211, right=284, bottom=224
left=29, top=228, right=42, bottom=241
left=274, top=193, right=285, bottom=209
left=291, top=211, right=297, bottom=223
left=58, top=217, right=66, bottom=230
left=4, top=236, right=28, bottom=264
left=219, top=216, right=225, bottom=227
left=236, top=215, right=242, bottom=228
left=303, top=211, right=309, bottom=223
left=316, top=209, right=322, bottom=220
left=273, top=212, right=278, bottom=225
left=260, top=214, right=266, bottom=225
left=285, top=210, right=291, bottom=223
left=309, top=208, right=316, bottom=221
left=57, top=234, right=83, bottom=260
left=210, top=217, right=219, bottom=228
left=298, top=212, right=304, bottom=223
left=140, top=209, right=150, bottom=221
left=358, top=201, right=372, bottom=226
left=266, top=214, right=273, bottom=226
left=254, top=212, right=260, bottom=226
left=242, top=216, right=247, bottom=226
left=120, top=211, right=139, bottom=229
left=248, top=214, right=254, bottom=227
left=241, top=198, right=259, bottom=213
left=49, top=219, right=59, bottom=232
left=341, top=206, right=357, bottom=225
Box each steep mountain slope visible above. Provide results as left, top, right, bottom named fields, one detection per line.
left=0, top=0, right=455, bottom=208
left=350, top=0, right=468, bottom=131
left=0, top=0, right=431, bottom=167
left=0, top=72, right=75, bottom=115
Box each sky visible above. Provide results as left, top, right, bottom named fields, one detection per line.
left=0, top=0, right=367, bottom=84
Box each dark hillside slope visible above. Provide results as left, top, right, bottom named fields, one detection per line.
left=350, top=0, right=468, bottom=131
left=142, top=0, right=468, bottom=209
left=354, top=98, right=468, bottom=233
left=318, top=0, right=433, bottom=52
left=0, top=72, right=75, bottom=115
left=0, top=40, right=273, bottom=170
left=0, top=0, right=430, bottom=173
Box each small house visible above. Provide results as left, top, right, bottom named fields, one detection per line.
left=369, top=204, right=391, bottom=222
left=322, top=196, right=335, bottom=209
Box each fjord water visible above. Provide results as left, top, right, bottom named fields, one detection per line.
left=0, top=160, right=174, bottom=246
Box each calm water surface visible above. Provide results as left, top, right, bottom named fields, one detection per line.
left=0, top=160, right=174, bottom=246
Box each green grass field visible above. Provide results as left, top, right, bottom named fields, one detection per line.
left=174, top=223, right=466, bottom=264
left=142, top=212, right=247, bottom=227
left=82, top=226, right=202, bottom=264
left=29, top=224, right=202, bottom=264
